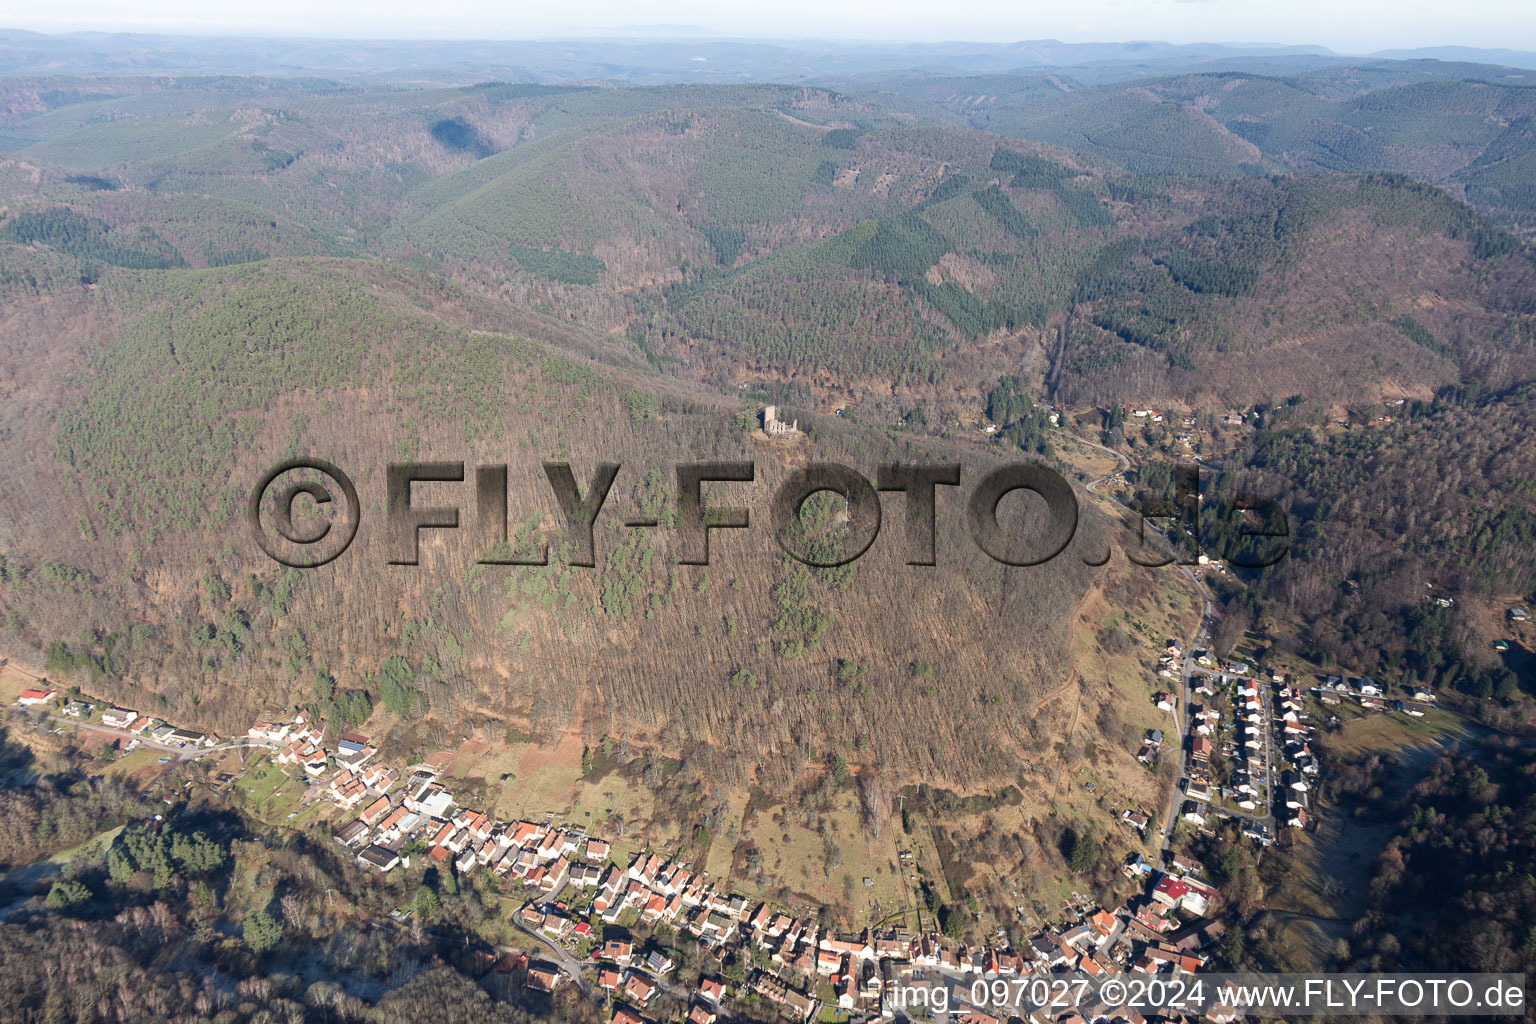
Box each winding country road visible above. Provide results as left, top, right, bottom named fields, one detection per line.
left=23, top=711, right=268, bottom=761
left=508, top=883, right=599, bottom=998
left=1050, top=427, right=1130, bottom=493
left=508, top=889, right=713, bottom=1013
left=1051, top=425, right=1227, bottom=857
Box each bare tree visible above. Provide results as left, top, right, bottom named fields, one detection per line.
left=857, top=769, right=891, bottom=840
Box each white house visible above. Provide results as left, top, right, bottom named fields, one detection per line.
left=102, top=707, right=138, bottom=729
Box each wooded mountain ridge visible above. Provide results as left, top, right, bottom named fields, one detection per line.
left=1, top=58, right=1533, bottom=781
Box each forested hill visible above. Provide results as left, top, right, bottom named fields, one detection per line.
left=1, top=61, right=1535, bottom=780
left=866, top=64, right=1536, bottom=236
left=0, top=254, right=1102, bottom=787
left=1189, top=382, right=1536, bottom=725
left=9, top=42, right=1536, bottom=1024
left=3, top=74, right=1531, bottom=419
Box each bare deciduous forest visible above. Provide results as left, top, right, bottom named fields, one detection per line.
left=1, top=39, right=1536, bottom=1022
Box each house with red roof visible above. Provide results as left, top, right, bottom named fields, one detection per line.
left=1151, top=876, right=1191, bottom=908
left=525, top=963, right=562, bottom=992
left=624, top=971, right=658, bottom=1006
left=360, top=795, right=391, bottom=826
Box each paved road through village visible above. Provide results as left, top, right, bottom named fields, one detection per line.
left=1052, top=427, right=1269, bottom=858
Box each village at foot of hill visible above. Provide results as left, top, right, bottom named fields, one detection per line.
left=9, top=641, right=1456, bottom=1024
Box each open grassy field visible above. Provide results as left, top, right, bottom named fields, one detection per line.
left=231, top=754, right=308, bottom=822
left=0, top=660, right=49, bottom=703
left=1321, top=704, right=1472, bottom=755
left=701, top=788, right=753, bottom=880
left=465, top=732, right=588, bottom=823
left=1255, top=701, right=1482, bottom=969
left=1066, top=560, right=1199, bottom=805
left=95, top=746, right=167, bottom=781
left=1054, top=437, right=1122, bottom=486
left=746, top=794, right=909, bottom=925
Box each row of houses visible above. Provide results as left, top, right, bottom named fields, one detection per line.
left=737, top=880, right=1218, bottom=1019
left=232, top=702, right=1244, bottom=1024
left=322, top=753, right=388, bottom=798
left=247, top=713, right=323, bottom=745
left=245, top=709, right=392, bottom=785
left=1187, top=667, right=1292, bottom=837
left=656, top=844, right=1237, bottom=1024
left=260, top=717, right=1241, bottom=1024
left=251, top=712, right=330, bottom=775
left=897, top=859, right=1233, bottom=1023
left=17, top=689, right=216, bottom=749
left=729, top=870, right=1225, bottom=1023
left=1172, top=667, right=1320, bottom=841
left=242, top=712, right=617, bottom=889
left=1275, top=681, right=1321, bottom=831
left=332, top=762, right=618, bottom=886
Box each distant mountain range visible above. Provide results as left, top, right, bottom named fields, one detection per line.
left=1, top=28, right=1534, bottom=83
left=1370, top=45, right=1536, bottom=68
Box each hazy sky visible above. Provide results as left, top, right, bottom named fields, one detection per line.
left=6, top=0, right=1533, bottom=53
